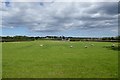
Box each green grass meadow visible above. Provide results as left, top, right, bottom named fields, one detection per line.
left=0, top=42, right=2, bottom=79
left=2, top=41, right=118, bottom=78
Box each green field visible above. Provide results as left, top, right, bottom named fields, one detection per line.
left=2, top=41, right=118, bottom=78
left=0, top=43, right=2, bottom=79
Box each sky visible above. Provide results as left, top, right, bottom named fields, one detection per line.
left=0, top=0, right=119, bottom=37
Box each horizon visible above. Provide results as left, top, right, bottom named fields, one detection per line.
left=1, top=34, right=119, bottom=37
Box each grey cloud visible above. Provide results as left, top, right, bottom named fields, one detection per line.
left=97, top=2, right=118, bottom=15
left=1, top=2, right=118, bottom=32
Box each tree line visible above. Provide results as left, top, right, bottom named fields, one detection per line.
left=0, top=36, right=120, bottom=42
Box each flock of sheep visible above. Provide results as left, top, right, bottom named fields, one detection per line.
left=70, top=44, right=94, bottom=48
left=39, top=43, right=116, bottom=48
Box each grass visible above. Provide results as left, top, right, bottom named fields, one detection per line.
left=2, top=41, right=118, bottom=78
left=0, top=42, right=2, bottom=79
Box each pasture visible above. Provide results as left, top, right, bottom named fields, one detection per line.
left=0, top=43, right=2, bottom=79
left=2, top=41, right=118, bottom=78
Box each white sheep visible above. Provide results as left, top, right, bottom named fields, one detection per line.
left=70, top=45, right=73, bottom=48
left=40, top=44, right=43, bottom=47
left=91, top=44, right=94, bottom=46
left=111, top=43, right=115, bottom=47
left=85, top=46, right=88, bottom=48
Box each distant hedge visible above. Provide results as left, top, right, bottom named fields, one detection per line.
left=1, top=36, right=119, bottom=42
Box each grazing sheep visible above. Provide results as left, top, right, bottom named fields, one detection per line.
left=40, top=44, right=43, bottom=47
left=111, top=44, right=115, bottom=47
left=85, top=46, right=88, bottom=48
left=91, top=44, right=94, bottom=46
left=70, top=45, right=73, bottom=48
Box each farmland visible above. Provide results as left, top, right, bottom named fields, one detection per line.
left=2, top=41, right=118, bottom=78
left=0, top=43, right=2, bottom=79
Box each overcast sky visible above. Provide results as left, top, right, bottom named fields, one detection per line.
left=0, top=1, right=119, bottom=37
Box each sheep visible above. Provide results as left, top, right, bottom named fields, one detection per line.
left=40, top=44, right=43, bottom=47
left=91, top=44, right=94, bottom=46
left=70, top=45, right=73, bottom=48
left=85, top=46, right=88, bottom=48
left=111, top=43, right=115, bottom=47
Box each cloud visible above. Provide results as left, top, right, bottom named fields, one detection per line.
left=1, top=2, right=118, bottom=32
left=1, top=0, right=119, bottom=2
